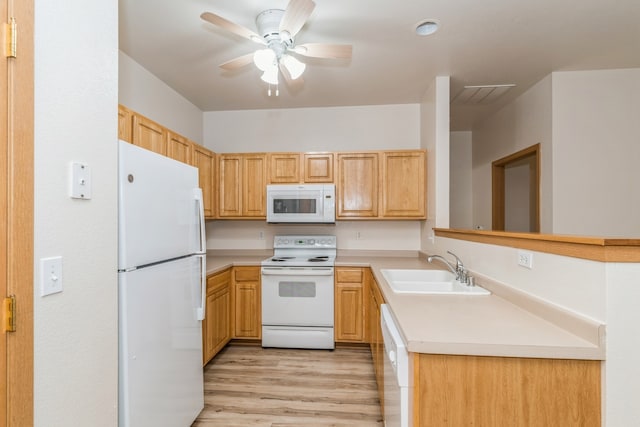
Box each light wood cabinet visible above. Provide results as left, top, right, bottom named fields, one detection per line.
left=232, top=266, right=261, bottom=339
left=381, top=150, right=426, bottom=218
left=218, top=154, right=267, bottom=218
left=269, top=153, right=300, bottom=183
left=335, top=267, right=365, bottom=342
left=192, top=145, right=216, bottom=219
left=166, top=131, right=192, bottom=164
left=412, top=354, right=601, bottom=426
left=336, top=150, right=426, bottom=219
left=336, top=152, right=379, bottom=218
left=268, top=152, right=335, bottom=184
left=367, top=270, right=385, bottom=414
left=303, top=153, right=334, bottom=183
left=202, top=269, right=231, bottom=365
left=118, top=105, right=133, bottom=142
left=132, top=114, right=167, bottom=155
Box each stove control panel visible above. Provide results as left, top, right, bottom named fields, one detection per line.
left=273, top=235, right=336, bottom=249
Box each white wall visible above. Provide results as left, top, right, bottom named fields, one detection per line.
left=551, top=69, right=640, bottom=237
left=504, top=162, right=531, bottom=231
left=202, top=104, right=419, bottom=152
left=34, top=1, right=118, bottom=426
left=449, top=131, right=473, bottom=229
left=471, top=75, right=553, bottom=231
left=420, top=76, right=450, bottom=251
left=206, top=220, right=421, bottom=251
left=119, top=51, right=203, bottom=144
left=204, top=103, right=423, bottom=251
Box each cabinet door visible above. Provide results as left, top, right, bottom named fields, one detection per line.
left=192, top=145, right=216, bottom=219
left=303, top=153, right=334, bottom=183
left=233, top=267, right=261, bottom=339
left=132, top=114, right=167, bottom=155
left=335, top=268, right=365, bottom=342
left=167, top=131, right=192, bottom=164
left=118, top=105, right=133, bottom=142
left=242, top=154, right=266, bottom=217
left=203, top=269, right=231, bottom=365
left=381, top=150, right=426, bottom=218
left=269, top=153, right=301, bottom=183
left=218, top=154, right=242, bottom=217
left=337, top=153, right=379, bottom=218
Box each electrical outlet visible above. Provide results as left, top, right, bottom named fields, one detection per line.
left=517, top=250, right=533, bottom=269
left=259, top=231, right=264, bottom=240
left=356, top=231, right=362, bottom=240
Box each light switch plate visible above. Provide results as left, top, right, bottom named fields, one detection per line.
left=40, top=256, right=63, bottom=296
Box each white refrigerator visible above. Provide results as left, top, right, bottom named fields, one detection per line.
left=118, top=140, right=206, bottom=427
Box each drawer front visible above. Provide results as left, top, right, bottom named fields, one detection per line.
left=336, top=268, right=363, bottom=283
left=234, top=267, right=260, bottom=282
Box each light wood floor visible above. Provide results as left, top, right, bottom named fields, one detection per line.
left=192, top=344, right=383, bottom=427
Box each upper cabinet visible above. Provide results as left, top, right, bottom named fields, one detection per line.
left=337, top=150, right=426, bottom=220
left=167, top=131, right=193, bottom=164
left=337, top=152, right=379, bottom=218
left=118, top=105, right=133, bottom=142
left=304, top=153, right=334, bottom=183
left=132, top=114, right=167, bottom=156
left=381, top=151, right=426, bottom=218
left=192, top=145, right=216, bottom=219
left=219, top=153, right=267, bottom=218
left=268, top=152, right=334, bottom=184
left=269, top=153, right=301, bottom=183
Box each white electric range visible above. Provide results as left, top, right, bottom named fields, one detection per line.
left=261, top=235, right=336, bottom=349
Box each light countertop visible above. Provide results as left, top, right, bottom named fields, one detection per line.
left=206, top=251, right=605, bottom=360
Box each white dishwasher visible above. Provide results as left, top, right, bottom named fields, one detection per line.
left=381, top=304, right=412, bottom=427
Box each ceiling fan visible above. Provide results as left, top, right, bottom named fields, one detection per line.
left=200, top=0, right=352, bottom=93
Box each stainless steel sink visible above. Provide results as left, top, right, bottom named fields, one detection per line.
left=380, top=269, right=491, bottom=295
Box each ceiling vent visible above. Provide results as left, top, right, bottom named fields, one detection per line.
left=451, top=84, right=515, bottom=105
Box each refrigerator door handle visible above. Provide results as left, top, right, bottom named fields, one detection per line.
left=193, top=188, right=206, bottom=254
left=196, top=254, right=206, bottom=321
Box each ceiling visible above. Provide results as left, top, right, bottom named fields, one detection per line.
left=119, top=0, right=640, bottom=131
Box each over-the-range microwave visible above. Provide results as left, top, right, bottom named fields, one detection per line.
left=266, top=184, right=335, bottom=223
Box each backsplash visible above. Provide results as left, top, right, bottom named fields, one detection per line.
left=205, top=220, right=422, bottom=251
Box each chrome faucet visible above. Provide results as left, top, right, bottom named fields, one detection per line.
left=427, top=251, right=468, bottom=283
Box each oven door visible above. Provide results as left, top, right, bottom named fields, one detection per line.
left=261, top=266, right=334, bottom=326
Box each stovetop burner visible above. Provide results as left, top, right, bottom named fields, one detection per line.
left=270, top=256, right=295, bottom=262
left=308, top=256, right=329, bottom=262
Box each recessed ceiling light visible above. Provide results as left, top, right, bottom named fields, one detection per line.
left=415, top=19, right=439, bottom=36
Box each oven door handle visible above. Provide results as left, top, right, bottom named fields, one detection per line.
left=261, top=267, right=334, bottom=276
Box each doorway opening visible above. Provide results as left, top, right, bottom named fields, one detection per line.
left=492, top=144, right=540, bottom=232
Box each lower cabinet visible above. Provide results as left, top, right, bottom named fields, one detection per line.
left=412, top=354, right=601, bottom=426
left=232, top=266, right=262, bottom=339
left=335, top=267, right=366, bottom=342
left=367, top=270, right=385, bottom=415
left=202, top=269, right=231, bottom=365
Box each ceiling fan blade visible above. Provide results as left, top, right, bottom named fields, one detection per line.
left=295, top=43, right=352, bottom=59
left=219, top=53, right=255, bottom=71
left=201, top=12, right=265, bottom=45
left=279, top=62, right=305, bottom=89
left=279, top=0, right=316, bottom=37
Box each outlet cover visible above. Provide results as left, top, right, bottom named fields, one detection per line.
left=517, top=250, right=533, bottom=269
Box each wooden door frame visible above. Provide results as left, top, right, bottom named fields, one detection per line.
left=2, top=0, right=34, bottom=425
left=492, top=144, right=540, bottom=232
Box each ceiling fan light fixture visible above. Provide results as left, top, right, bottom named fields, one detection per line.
left=254, top=48, right=276, bottom=71
left=415, top=19, right=439, bottom=36
left=281, top=54, right=306, bottom=80
left=260, top=64, right=279, bottom=85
